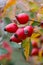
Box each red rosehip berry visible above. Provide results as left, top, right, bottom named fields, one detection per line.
left=16, top=13, right=29, bottom=24
left=15, top=28, right=26, bottom=40
left=32, top=41, right=38, bottom=48
left=24, top=26, right=33, bottom=37
left=31, top=48, right=39, bottom=56
left=10, top=35, right=22, bottom=43
left=4, top=23, right=18, bottom=33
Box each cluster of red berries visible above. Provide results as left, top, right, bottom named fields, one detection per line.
left=31, top=41, right=39, bottom=56
left=31, top=40, right=43, bottom=56
left=4, top=13, right=33, bottom=43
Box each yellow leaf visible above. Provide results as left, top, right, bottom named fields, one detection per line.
left=39, top=50, right=42, bottom=57
left=31, top=32, right=41, bottom=40
left=31, top=32, right=41, bottom=44
left=38, top=49, right=43, bottom=61
left=4, top=0, right=16, bottom=9
left=22, top=38, right=30, bottom=61
left=38, top=6, right=43, bottom=14
left=2, top=0, right=16, bottom=17
left=29, top=1, right=39, bottom=12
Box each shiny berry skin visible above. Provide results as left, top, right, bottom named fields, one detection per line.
left=32, top=41, right=38, bottom=48
left=24, top=26, right=33, bottom=37
left=15, top=28, right=26, bottom=40
left=16, top=13, right=29, bottom=24
left=10, top=35, right=22, bottom=43
left=4, top=23, right=18, bottom=33
left=31, top=48, right=39, bottom=56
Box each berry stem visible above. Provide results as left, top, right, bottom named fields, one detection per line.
left=29, top=19, right=39, bottom=22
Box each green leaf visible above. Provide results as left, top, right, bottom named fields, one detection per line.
left=6, top=60, right=15, bottom=65
left=32, top=21, right=40, bottom=26
left=10, top=42, right=21, bottom=48
left=0, top=48, right=8, bottom=56
left=21, top=38, right=30, bottom=60
left=1, top=58, right=7, bottom=65
left=4, top=17, right=11, bottom=25
left=12, top=49, right=29, bottom=65
left=29, top=40, right=33, bottom=56
left=29, top=1, right=39, bottom=12
left=29, top=12, right=35, bottom=18
left=39, top=28, right=43, bottom=34
left=40, top=28, right=43, bottom=33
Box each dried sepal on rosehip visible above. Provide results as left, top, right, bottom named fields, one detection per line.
left=24, top=26, right=34, bottom=37
left=10, top=34, right=22, bottom=43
